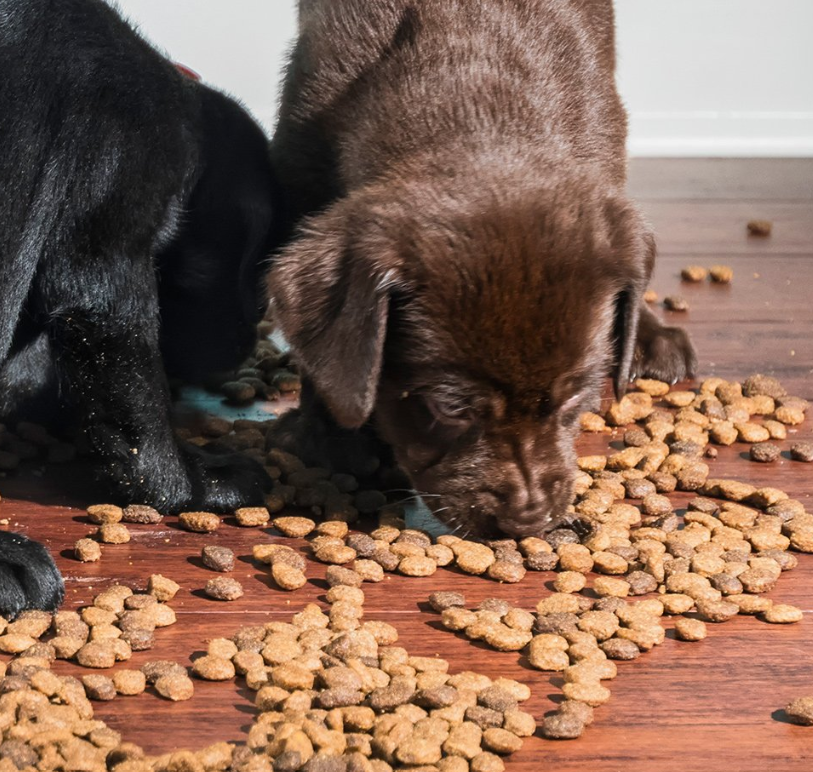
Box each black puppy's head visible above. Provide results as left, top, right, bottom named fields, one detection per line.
left=158, top=86, right=277, bottom=381
left=270, top=175, right=653, bottom=537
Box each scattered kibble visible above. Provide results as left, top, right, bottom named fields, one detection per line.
left=205, top=577, right=244, bottom=601
left=681, top=266, right=708, bottom=282
left=201, top=545, right=236, bottom=573
left=664, top=295, right=689, bottom=312
left=75, top=538, right=102, bottom=562
left=747, top=219, right=773, bottom=237
left=786, top=697, right=813, bottom=726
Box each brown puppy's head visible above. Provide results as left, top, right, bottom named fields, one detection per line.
left=269, top=177, right=653, bottom=537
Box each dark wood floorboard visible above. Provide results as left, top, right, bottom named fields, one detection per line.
left=1, top=160, right=812, bottom=767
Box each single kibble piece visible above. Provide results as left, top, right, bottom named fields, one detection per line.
left=221, top=381, right=255, bottom=404
left=664, top=295, right=689, bottom=312
left=202, top=545, right=236, bottom=573
left=674, top=618, right=707, bottom=641
left=747, top=219, right=772, bottom=237
left=709, top=265, right=734, bottom=283
left=790, top=442, right=813, bottom=462
left=205, top=577, right=244, bottom=601
left=192, top=655, right=236, bottom=681
left=148, top=575, right=180, bottom=602
left=785, top=697, right=813, bottom=726
left=154, top=673, right=195, bottom=701
left=98, top=523, right=130, bottom=544
left=179, top=511, right=220, bottom=533
left=122, top=504, right=163, bottom=524
left=272, top=563, right=307, bottom=591
left=273, top=516, right=316, bottom=538
left=76, top=641, right=117, bottom=669
left=750, top=443, right=781, bottom=463
left=762, top=604, right=803, bottom=624
left=429, top=592, right=466, bottom=612
left=86, top=504, right=123, bottom=524
left=82, top=674, right=117, bottom=701
left=235, top=507, right=270, bottom=527
left=113, top=669, right=147, bottom=695
left=643, top=289, right=658, bottom=304
left=681, top=266, right=708, bottom=283
left=75, top=538, right=102, bottom=563
left=541, top=712, right=585, bottom=740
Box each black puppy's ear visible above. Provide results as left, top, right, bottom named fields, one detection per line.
left=269, top=203, right=400, bottom=429
left=607, top=201, right=656, bottom=400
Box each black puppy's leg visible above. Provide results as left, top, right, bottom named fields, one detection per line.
left=46, top=263, right=269, bottom=512
left=632, top=303, right=697, bottom=384
left=0, top=532, right=64, bottom=618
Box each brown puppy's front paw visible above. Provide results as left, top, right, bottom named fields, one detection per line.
left=633, top=323, right=697, bottom=384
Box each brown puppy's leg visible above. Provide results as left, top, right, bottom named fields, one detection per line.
left=632, top=303, right=697, bottom=384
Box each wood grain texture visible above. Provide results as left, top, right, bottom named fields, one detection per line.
left=1, top=160, right=812, bottom=767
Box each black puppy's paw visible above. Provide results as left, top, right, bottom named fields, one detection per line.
left=182, top=445, right=273, bottom=512
left=633, top=323, right=697, bottom=384
left=0, top=532, right=65, bottom=619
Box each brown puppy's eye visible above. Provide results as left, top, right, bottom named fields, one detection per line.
left=423, top=393, right=474, bottom=429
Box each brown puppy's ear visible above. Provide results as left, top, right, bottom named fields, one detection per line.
left=607, top=201, right=656, bottom=400
left=268, top=204, right=399, bottom=429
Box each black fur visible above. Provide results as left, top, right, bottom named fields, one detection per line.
left=0, top=0, right=277, bottom=613
left=0, top=532, right=65, bottom=619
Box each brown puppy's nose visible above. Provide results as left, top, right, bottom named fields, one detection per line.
left=498, top=470, right=573, bottom=537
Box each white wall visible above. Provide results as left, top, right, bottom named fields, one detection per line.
left=616, top=0, right=813, bottom=156
left=114, top=0, right=813, bottom=157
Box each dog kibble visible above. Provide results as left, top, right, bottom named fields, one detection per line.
left=272, top=563, right=307, bottom=590
left=273, top=516, right=316, bottom=538
left=98, top=523, right=130, bottom=544
left=681, top=265, right=708, bottom=282
left=785, top=697, right=813, bottom=726
left=87, top=504, right=123, bottom=524
left=665, top=613, right=706, bottom=641
left=750, top=443, right=781, bottom=463
left=761, top=604, right=803, bottom=624
left=112, top=669, right=146, bottom=695
left=76, top=641, right=117, bottom=669
left=148, top=574, right=180, bottom=602
left=747, top=219, right=772, bottom=237
left=154, top=673, right=195, bottom=701
left=541, top=712, right=585, bottom=740
left=201, top=545, right=235, bottom=573
left=205, top=577, right=244, bottom=601
left=235, top=507, right=270, bottom=527
left=121, top=503, right=163, bottom=524
left=709, top=265, right=734, bottom=283
left=75, top=538, right=102, bottom=562
left=664, top=295, right=689, bottom=312
left=179, top=511, right=221, bottom=533
left=192, top=655, right=236, bottom=681
left=790, top=442, right=813, bottom=462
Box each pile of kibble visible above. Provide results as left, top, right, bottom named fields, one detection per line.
left=0, top=575, right=532, bottom=772
left=199, top=322, right=302, bottom=406
left=1, top=370, right=812, bottom=767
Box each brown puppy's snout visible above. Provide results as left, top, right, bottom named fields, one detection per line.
left=492, top=464, right=575, bottom=538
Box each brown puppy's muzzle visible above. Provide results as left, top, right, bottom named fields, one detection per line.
left=398, top=423, right=578, bottom=539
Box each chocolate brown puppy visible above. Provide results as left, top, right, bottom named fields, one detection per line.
left=268, top=0, right=696, bottom=537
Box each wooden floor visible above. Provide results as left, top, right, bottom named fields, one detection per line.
left=1, top=158, right=812, bottom=769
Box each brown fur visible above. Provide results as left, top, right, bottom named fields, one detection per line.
left=268, top=0, right=696, bottom=537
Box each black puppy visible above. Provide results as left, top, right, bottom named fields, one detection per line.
left=0, top=0, right=276, bottom=615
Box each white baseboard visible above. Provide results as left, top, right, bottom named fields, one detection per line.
left=628, top=111, right=813, bottom=157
